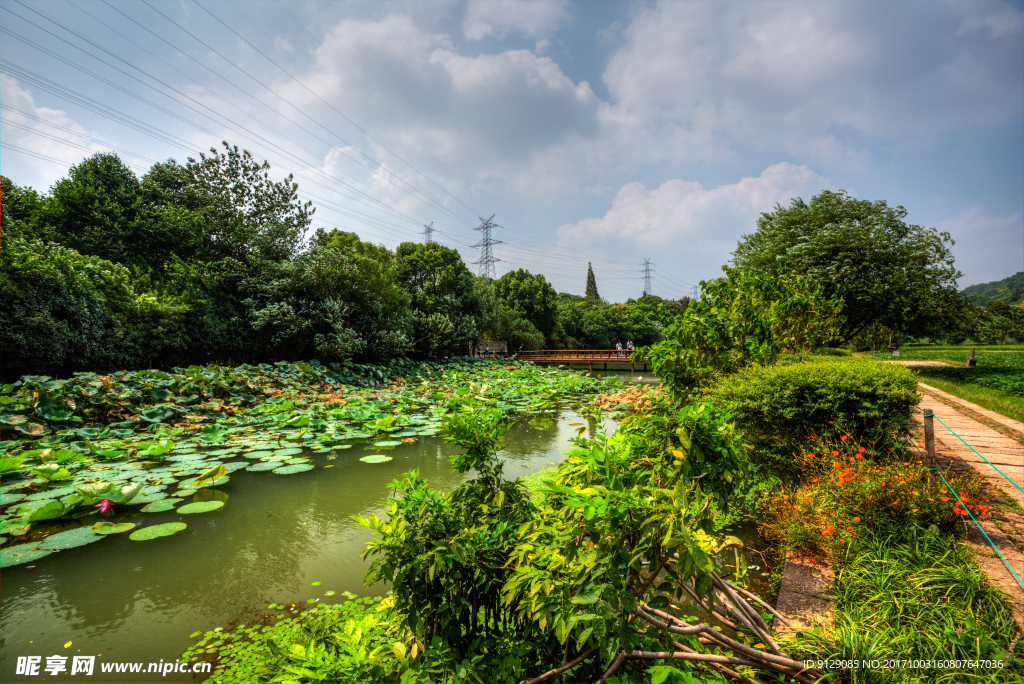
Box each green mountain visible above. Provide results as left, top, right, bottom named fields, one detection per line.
left=962, top=272, right=1023, bottom=305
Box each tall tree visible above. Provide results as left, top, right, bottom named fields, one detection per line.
left=394, top=242, right=483, bottom=357
left=732, top=190, right=964, bottom=344
left=493, top=269, right=558, bottom=347
left=585, top=261, right=601, bottom=302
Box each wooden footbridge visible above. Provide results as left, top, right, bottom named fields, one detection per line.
left=516, top=349, right=649, bottom=372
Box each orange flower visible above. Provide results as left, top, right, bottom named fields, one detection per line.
left=831, top=450, right=840, bottom=456
left=853, top=517, right=860, bottom=522
left=841, top=435, right=848, bottom=441
left=850, top=532, right=856, bottom=537
left=940, top=497, right=949, bottom=502
left=857, top=446, right=866, bottom=453
left=953, top=507, right=962, bottom=514
left=806, top=453, right=815, bottom=459
left=911, top=508, right=919, bottom=513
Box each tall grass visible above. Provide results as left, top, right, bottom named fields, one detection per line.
left=786, top=525, right=1023, bottom=683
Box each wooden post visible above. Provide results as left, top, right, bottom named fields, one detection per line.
left=588, top=360, right=593, bottom=373
left=631, top=362, right=635, bottom=373
left=967, top=347, right=976, bottom=368
left=923, top=408, right=935, bottom=472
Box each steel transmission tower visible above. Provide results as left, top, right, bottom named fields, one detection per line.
left=642, top=258, right=654, bottom=296
left=472, top=214, right=503, bottom=278
left=422, top=222, right=435, bottom=244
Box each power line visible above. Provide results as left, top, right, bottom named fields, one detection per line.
left=422, top=222, right=435, bottom=244
left=472, top=215, right=503, bottom=279
left=642, top=259, right=654, bottom=296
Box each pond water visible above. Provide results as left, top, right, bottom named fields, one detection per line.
left=2, top=403, right=771, bottom=683
left=1, top=411, right=615, bottom=681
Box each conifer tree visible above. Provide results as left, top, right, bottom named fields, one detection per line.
left=585, top=262, right=600, bottom=302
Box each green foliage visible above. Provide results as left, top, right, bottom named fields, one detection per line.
left=963, top=271, right=1023, bottom=306
left=395, top=242, right=483, bottom=357
left=733, top=190, right=967, bottom=344
left=642, top=266, right=843, bottom=398
left=558, top=294, right=668, bottom=349
left=875, top=349, right=1024, bottom=396
left=705, top=358, right=919, bottom=473
left=494, top=269, right=559, bottom=347
left=584, top=262, right=601, bottom=302
left=786, top=526, right=1022, bottom=683
left=181, top=596, right=404, bottom=684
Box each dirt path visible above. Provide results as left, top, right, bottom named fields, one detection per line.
left=911, top=387, right=1024, bottom=627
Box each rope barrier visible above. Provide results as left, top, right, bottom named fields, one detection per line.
left=921, top=411, right=1024, bottom=495
left=907, top=410, right=1024, bottom=591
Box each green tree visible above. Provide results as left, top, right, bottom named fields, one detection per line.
left=733, top=190, right=964, bottom=344
left=394, top=242, right=482, bottom=357
left=493, top=269, right=558, bottom=347
left=241, top=229, right=411, bottom=362
left=585, top=261, right=600, bottom=302
left=642, top=266, right=843, bottom=398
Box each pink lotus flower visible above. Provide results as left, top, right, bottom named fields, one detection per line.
left=94, top=499, right=114, bottom=514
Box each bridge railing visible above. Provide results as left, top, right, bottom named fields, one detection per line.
left=518, top=349, right=635, bottom=360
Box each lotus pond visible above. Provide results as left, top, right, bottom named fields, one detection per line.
left=0, top=359, right=632, bottom=678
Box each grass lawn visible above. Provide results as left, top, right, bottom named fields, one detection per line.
left=913, top=373, right=1024, bottom=423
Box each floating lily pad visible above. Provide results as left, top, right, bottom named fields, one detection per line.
left=140, top=498, right=182, bottom=513
left=273, top=447, right=304, bottom=457
left=130, top=522, right=187, bottom=541
left=93, top=521, right=136, bottom=535
left=172, top=489, right=198, bottom=497
left=331, top=445, right=353, bottom=450
left=25, top=486, right=76, bottom=501
left=247, top=462, right=283, bottom=472
left=373, top=440, right=403, bottom=447
left=272, top=464, right=314, bottom=475
left=244, top=450, right=274, bottom=459
left=2, top=492, right=27, bottom=505
left=1, top=543, right=52, bottom=567
left=359, top=455, right=393, bottom=464
left=207, top=447, right=241, bottom=456
left=40, top=527, right=104, bottom=550
left=177, top=501, right=224, bottom=514
left=416, top=430, right=440, bottom=436
left=285, top=457, right=310, bottom=464
left=130, top=492, right=168, bottom=505
left=222, top=462, right=249, bottom=472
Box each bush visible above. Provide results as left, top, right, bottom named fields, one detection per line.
left=704, top=358, right=918, bottom=473
left=812, top=347, right=851, bottom=356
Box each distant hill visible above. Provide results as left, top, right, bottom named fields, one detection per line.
left=962, top=272, right=1023, bottom=305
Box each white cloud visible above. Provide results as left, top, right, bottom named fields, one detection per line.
left=558, top=162, right=833, bottom=244
left=0, top=75, right=109, bottom=187
left=463, top=1, right=569, bottom=41
left=602, top=1, right=1024, bottom=166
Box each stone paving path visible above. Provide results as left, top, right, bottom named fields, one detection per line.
left=912, top=386, right=1024, bottom=627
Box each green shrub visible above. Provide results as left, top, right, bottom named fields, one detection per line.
left=704, top=358, right=918, bottom=473
left=812, top=347, right=852, bottom=356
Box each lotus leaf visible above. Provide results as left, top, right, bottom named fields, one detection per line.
left=130, top=492, right=168, bottom=505
left=332, top=445, right=353, bottom=450
left=221, top=462, right=249, bottom=472
left=273, top=448, right=304, bottom=457
left=177, top=501, right=224, bottom=514
left=1, top=543, right=52, bottom=568
left=359, top=455, right=393, bottom=464
left=0, top=457, right=25, bottom=474
left=140, top=498, right=182, bottom=513
left=130, top=522, right=187, bottom=541
left=244, top=450, right=274, bottom=459
left=246, top=462, right=283, bottom=472
left=2, top=492, right=27, bottom=505
left=272, top=464, right=314, bottom=475
left=373, top=441, right=403, bottom=447
left=172, top=489, right=198, bottom=497
left=40, top=527, right=104, bottom=550
left=192, top=464, right=229, bottom=488
left=139, top=406, right=176, bottom=423
left=93, top=521, right=136, bottom=535
left=25, top=486, right=76, bottom=501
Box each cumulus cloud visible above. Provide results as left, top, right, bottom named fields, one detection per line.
left=0, top=74, right=110, bottom=186
left=556, top=163, right=835, bottom=283
left=279, top=13, right=606, bottom=195
left=603, top=1, right=1024, bottom=166
left=463, top=1, right=569, bottom=41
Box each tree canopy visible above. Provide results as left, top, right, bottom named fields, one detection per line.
left=732, top=190, right=965, bottom=345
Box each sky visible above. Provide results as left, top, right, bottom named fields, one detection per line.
left=1, top=0, right=1021, bottom=303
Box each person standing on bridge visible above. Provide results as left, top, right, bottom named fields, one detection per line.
left=626, top=340, right=634, bottom=353
left=616, top=341, right=623, bottom=357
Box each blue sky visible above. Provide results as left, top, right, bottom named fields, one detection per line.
left=2, top=0, right=1021, bottom=302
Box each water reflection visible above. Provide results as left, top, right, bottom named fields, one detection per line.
left=1, top=411, right=615, bottom=682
